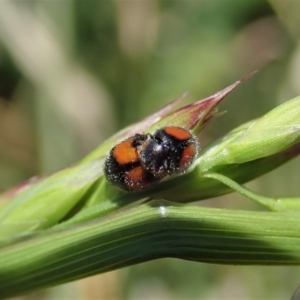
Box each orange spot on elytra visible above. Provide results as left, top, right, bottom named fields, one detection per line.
left=127, top=166, right=145, bottom=181
left=113, top=139, right=139, bottom=165
left=164, top=126, right=192, bottom=141
left=125, top=166, right=149, bottom=190
left=179, top=144, right=196, bottom=168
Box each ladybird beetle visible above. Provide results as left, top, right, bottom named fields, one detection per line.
left=104, top=126, right=198, bottom=191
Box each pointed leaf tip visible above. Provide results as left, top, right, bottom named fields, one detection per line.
left=151, top=71, right=257, bottom=134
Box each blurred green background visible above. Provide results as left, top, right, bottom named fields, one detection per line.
left=0, top=0, right=300, bottom=299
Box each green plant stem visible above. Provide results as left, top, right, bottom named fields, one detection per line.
left=0, top=200, right=300, bottom=298
left=204, top=172, right=300, bottom=212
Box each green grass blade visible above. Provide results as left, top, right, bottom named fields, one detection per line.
left=0, top=200, right=299, bottom=298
